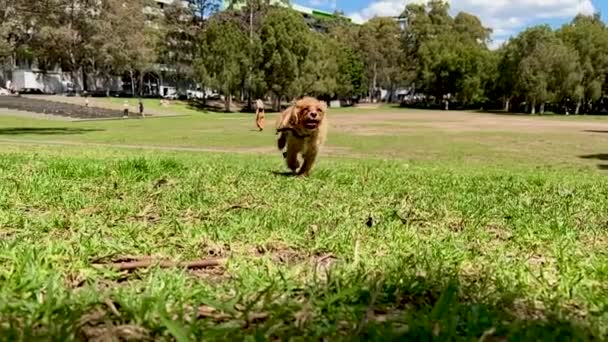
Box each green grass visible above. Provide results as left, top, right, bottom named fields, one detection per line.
left=1, top=109, right=608, bottom=340
left=0, top=108, right=608, bottom=171
left=1, top=145, right=607, bottom=340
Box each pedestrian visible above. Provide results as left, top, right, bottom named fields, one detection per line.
left=138, top=99, right=144, bottom=118
left=123, top=100, right=129, bottom=118
left=255, top=98, right=265, bottom=131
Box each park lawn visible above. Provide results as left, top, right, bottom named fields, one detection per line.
left=0, top=142, right=607, bottom=340
left=0, top=109, right=608, bottom=172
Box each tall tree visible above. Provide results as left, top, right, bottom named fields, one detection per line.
left=497, top=25, right=555, bottom=112
left=559, top=14, right=608, bottom=114
left=0, top=0, right=18, bottom=71
left=158, top=2, right=200, bottom=95
left=199, top=16, right=249, bottom=111
left=259, top=7, right=311, bottom=110
left=402, top=1, right=491, bottom=108
left=225, top=0, right=288, bottom=107
left=38, top=0, right=103, bottom=91
left=92, top=0, right=155, bottom=96
left=359, top=17, right=402, bottom=102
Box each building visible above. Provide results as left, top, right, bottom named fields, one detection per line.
left=4, top=0, right=184, bottom=96
left=221, top=0, right=349, bottom=32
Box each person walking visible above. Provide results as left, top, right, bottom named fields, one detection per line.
left=255, top=98, right=265, bottom=131
left=138, top=99, right=144, bottom=118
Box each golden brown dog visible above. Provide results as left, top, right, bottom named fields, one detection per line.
left=276, top=97, right=328, bottom=176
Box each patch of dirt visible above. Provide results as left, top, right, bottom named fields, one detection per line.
left=254, top=243, right=306, bottom=264
left=509, top=299, right=547, bottom=321
left=132, top=204, right=162, bottom=224
left=447, top=218, right=466, bottom=232
left=196, top=304, right=269, bottom=327
left=66, top=272, right=87, bottom=289
left=252, top=243, right=339, bottom=277
left=201, top=241, right=231, bottom=258
left=190, top=266, right=227, bottom=282
left=485, top=223, right=513, bottom=241
left=0, top=228, right=15, bottom=239
left=331, top=110, right=608, bottom=135
left=78, top=308, right=151, bottom=342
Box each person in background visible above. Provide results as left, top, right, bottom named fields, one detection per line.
left=255, top=98, right=265, bottom=131
left=123, top=100, right=129, bottom=118
left=139, top=99, right=144, bottom=118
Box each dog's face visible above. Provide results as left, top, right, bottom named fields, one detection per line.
left=294, top=97, right=326, bottom=130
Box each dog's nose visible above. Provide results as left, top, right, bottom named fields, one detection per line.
left=310, top=112, right=318, bottom=118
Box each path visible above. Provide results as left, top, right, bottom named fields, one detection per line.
left=0, top=138, right=350, bottom=156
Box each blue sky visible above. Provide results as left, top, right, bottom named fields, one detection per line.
left=301, top=0, right=606, bottom=48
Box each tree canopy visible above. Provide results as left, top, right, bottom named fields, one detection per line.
left=3, top=0, right=608, bottom=114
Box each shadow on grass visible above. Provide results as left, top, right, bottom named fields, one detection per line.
left=580, top=154, right=608, bottom=161
left=579, top=154, right=608, bottom=170
left=583, top=130, right=608, bottom=134
left=0, top=268, right=598, bottom=340
left=0, top=127, right=104, bottom=136
left=271, top=170, right=297, bottom=177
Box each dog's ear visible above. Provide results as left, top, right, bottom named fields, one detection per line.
left=319, top=101, right=328, bottom=112
left=276, top=106, right=297, bottom=131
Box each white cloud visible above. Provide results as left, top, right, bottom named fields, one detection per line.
left=347, top=0, right=596, bottom=41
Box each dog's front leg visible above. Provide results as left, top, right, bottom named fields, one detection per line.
left=298, top=147, right=318, bottom=177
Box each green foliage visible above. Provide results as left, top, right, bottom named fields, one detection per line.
left=404, top=1, right=491, bottom=105
left=559, top=15, right=608, bottom=104
left=359, top=17, right=403, bottom=101
left=1, top=140, right=608, bottom=339
left=259, top=7, right=311, bottom=108
left=199, top=16, right=249, bottom=111
left=4, top=0, right=608, bottom=113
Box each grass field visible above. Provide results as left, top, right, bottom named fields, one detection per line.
left=1, top=107, right=608, bottom=340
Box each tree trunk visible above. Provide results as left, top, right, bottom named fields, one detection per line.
left=531, top=100, right=536, bottom=115
left=129, top=70, right=135, bottom=97
left=247, top=7, right=253, bottom=111
left=225, top=92, right=231, bottom=112
left=275, top=95, right=281, bottom=112
left=504, top=97, right=510, bottom=112
left=540, top=102, right=545, bottom=115
left=372, top=63, right=377, bottom=103
left=575, top=101, right=581, bottom=115
left=82, top=68, right=88, bottom=92
left=444, top=98, right=449, bottom=111
left=139, top=72, right=144, bottom=98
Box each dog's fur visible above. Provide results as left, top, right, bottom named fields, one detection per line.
left=275, top=97, right=328, bottom=176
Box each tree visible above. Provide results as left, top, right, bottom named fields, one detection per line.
left=36, top=0, right=103, bottom=91
left=402, top=1, right=491, bottom=108
left=329, top=16, right=367, bottom=102
left=497, top=25, right=555, bottom=112
left=259, top=7, right=311, bottom=110
left=290, top=32, right=338, bottom=99
left=336, top=45, right=368, bottom=101
left=199, top=16, right=249, bottom=111
left=359, top=17, right=402, bottom=102
left=158, top=2, right=200, bottom=95
left=92, top=0, right=155, bottom=96
left=225, top=0, right=288, bottom=108
left=559, top=14, right=608, bottom=114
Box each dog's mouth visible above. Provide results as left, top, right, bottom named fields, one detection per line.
left=304, top=120, right=320, bottom=129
